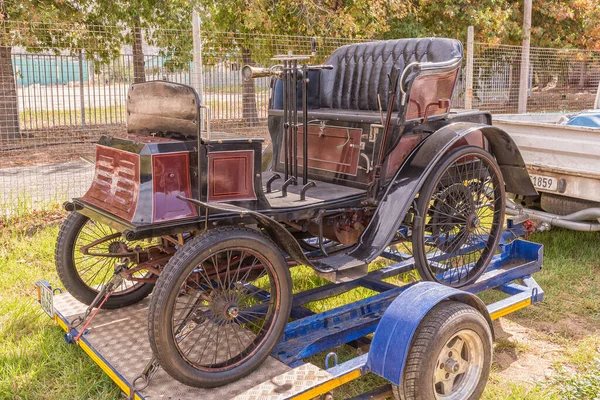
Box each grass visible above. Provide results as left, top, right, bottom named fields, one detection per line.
left=0, top=211, right=599, bottom=399
left=19, top=106, right=127, bottom=129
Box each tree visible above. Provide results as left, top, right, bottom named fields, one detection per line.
left=198, top=0, right=408, bottom=126
left=0, top=0, right=199, bottom=142
left=0, top=0, right=84, bottom=142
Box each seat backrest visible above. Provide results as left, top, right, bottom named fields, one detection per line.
left=319, top=38, right=463, bottom=111
left=127, top=81, right=201, bottom=137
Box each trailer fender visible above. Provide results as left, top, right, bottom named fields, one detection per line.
left=348, top=121, right=537, bottom=262
left=366, top=281, right=493, bottom=385
left=177, top=196, right=332, bottom=273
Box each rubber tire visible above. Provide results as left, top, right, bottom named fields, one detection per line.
left=392, top=301, right=493, bottom=400
left=55, top=212, right=154, bottom=309
left=541, top=193, right=600, bottom=216
left=148, top=226, right=292, bottom=388
left=413, top=146, right=505, bottom=287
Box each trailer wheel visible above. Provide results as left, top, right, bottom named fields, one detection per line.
left=413, top=146, right=505, bottom=287
left=55, top=212, right=155, bottom=309
left=541, top=193, right=600, bottom=216
left=392, top=301, right=492, bottom=400
left=148, top=226, right=292, bottom=388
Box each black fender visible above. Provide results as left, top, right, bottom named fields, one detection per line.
left=177, top=196, right=332, bottom=273
left=348, top=121, right=537, bottom=262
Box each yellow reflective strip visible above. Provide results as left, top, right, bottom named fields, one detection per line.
left=291, top=369, right=363, bottom=400
left=51, top=313, right=142, bottom=399
left=78, top=340, right=142, bottom=399
left=490, top=298, right=531, bottom=320
left=54, top=314, right=69, bottom=331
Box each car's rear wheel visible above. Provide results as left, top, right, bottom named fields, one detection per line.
left=148, top=226, right=292, bottom=388
left=55, top=212, right=155, bottom=309
left=413, top=146, right=505, bottom=287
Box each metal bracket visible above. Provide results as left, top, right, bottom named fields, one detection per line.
left=266, top=173, right=281, bottom=193
left=281, top=177, right=296, bottom=197
left=325, top=352, right=339, bottom=369
left=300, top=181, right=316, bottom=201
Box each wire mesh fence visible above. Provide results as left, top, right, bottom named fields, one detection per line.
left=469, top=43, right=600, bottom=113
left=1, top=20, right=599, bottom=215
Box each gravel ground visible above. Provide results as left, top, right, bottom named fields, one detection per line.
left=0, top=160, right=94, bottom=215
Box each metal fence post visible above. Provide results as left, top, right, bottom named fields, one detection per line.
left=192, top=11, right=203, bottom=105
left=465, top=26, right=474, bottom=110
left=595, top=80, right=600, bottom=109
left=79, top=50, right=85, bottom=126
left=518, top=0, right=532, bottom=114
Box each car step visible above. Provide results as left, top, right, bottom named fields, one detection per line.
left=312, top=254, right=368, bottom=283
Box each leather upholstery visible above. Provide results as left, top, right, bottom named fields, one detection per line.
left=319, top=38, right=463, bottom=111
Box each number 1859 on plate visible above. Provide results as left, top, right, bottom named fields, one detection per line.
left=530, top=174, right=558, bottom=192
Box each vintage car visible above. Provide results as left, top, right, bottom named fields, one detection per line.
left=56, top=37, right=537, bottom=388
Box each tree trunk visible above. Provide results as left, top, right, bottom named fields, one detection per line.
left=508, top=57, right=521, bottom=113
left=241, top=47, right=259, bottom=127
left=0, top=45, right=20, bottom=144
left=132, top=24, right=145, bottom=83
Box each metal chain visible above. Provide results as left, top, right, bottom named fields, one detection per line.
left=69, top=263, right=126, bottom=330
left=130, top=357, right=161, bottom=395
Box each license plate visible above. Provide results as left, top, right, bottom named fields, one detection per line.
left=530, top=174, right=558, bottom=192
left=39, top=283, right=54, bottom=318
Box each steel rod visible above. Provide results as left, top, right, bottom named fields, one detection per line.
left=302, top=64, right=309, bottom=185
left=293, top=59, right=299, bottom=183
left=282, top=60, right=289, bottom=181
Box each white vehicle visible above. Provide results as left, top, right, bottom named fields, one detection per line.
left=494, top=88, right=600, bottom=231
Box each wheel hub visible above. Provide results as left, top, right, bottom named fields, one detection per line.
left=226, top=305, right=239, bottom=319
left=433, top=330, right=485, bottom=399
left=108, top=241, right=127, bottom=254
left=467, top=214, right=480, bottom=232
left=443, top=358, right=460, bottom=373
left=430, top=184, right=476, bottom=253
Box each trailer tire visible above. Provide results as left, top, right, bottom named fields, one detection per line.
left=392, top=301, right=492, bottom=400
left=55, top=212, right=155, bottom=309
left=541, top=193, right=600, bottom=216
left=148, top=226, right=292, bottom=388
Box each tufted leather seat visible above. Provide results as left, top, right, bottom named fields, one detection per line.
left=319, top=38, right=463, bottom=112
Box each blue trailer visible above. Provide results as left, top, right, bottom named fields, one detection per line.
left=36, top=222, right=543, bottom=399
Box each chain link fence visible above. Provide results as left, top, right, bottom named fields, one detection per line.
left=1, top=21, right=599, bottom=215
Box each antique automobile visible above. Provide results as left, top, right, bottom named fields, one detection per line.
left=55, top=37, right=537, bottom=389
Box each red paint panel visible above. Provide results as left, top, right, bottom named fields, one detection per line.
left=280, top=125, right=361, bottom=176
left=384, top=134, right=423, bottom=177
left=152, top=153, right=197, bottom=223
left=81, top=145, right=140, bottom=222
left=208, top=150, right=256, bottom=202
left=406, top=69, right=459, bottom=121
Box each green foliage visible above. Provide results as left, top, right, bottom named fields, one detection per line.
left=385, top=0, right=600, bottom=49
left=2, top=0, right=198, bottom=68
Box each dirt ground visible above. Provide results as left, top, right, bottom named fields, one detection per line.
left=492, top=315, right=599, bottom=386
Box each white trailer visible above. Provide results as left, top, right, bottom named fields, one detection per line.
left=494, top=99, right=600, bottom=231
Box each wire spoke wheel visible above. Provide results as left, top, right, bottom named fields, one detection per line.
left=413, top=146, right=505, bottom=287
left=173, top=248, right=277, bottom=370
left=73, top=218, right=153, bottom=295
left=55, top=212, right=156, bottom=308
left=149, top=227, right=291, bottom=388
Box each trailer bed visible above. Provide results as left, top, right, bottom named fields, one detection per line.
left=37, top=234, right=544, bottom=400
